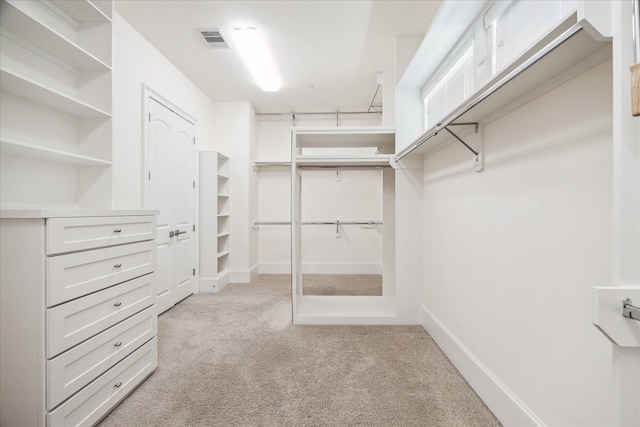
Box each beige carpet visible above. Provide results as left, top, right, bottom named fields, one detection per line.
left=98, top=275, right=501, bottom=427
left=302, top=274, right=382, bottom=296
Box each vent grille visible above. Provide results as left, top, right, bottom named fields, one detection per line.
left=198, top=29, right=229, bottom=49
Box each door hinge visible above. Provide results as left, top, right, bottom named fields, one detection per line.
left=148, top=171, right=151, bottom=180
left=193, top=180, right=196, bottom=189
left=193, top=224, right=195, bottom=232
left=193, top=137, right=196, bottom=145
left=193, top=268, right=196, bottom=276
left=148, top=113, right=151, bottom=122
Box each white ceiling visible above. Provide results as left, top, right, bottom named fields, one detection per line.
left=114, top=0, right=441, bottom=113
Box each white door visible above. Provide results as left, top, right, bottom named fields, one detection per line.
left=147, top=97, right=195, bottom=314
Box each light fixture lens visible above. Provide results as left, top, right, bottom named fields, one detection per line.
left=233, top=27, right=281, bottom=92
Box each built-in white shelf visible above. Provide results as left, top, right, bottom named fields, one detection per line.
left=0, top=0, right=113, bottom=209
left=1, top=1, right=111, bottom=71
left=0, top=68, right=111, bottom=119
left=199, top=151, right=230, bottom=292
left=296, top=155, right=395, bottom=169
left=252, top=161, right=292, bottom=171
left=1, top=138, right=110, bottom=166
left=48, top=0, right=112, bottom=23
left=294, top=127, right=396, bottom=150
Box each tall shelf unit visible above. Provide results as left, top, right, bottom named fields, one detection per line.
left=199, top=151, right=230, bottom=292
left=0, top=0, right=113, bottom=209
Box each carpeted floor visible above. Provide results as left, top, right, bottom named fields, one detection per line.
left=302, top=274, right=382, bottom=296
left=98, top=275, right=501, bottom=427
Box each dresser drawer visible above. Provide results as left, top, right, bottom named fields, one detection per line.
left=47, top=216, right=156, bottom=255
left=48, top=338, right=157, bottom=427
left=47, top=241, right=156, bottom=307
left=47, top=306, right=157, bottom=410
left=47, top=274, right=156, bottom=358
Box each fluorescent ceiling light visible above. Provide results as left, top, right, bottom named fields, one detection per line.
left=233, top=27, right=281, bottom=92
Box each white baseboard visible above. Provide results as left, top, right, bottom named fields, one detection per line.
left=199, top=271, right=231, bottom=293
left=259, top=263, right=382, bottom=275
left=419, top=305, right=543, bottom=427
left=231, top=264, right=258, bottom=284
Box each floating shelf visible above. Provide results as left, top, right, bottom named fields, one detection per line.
left=1, top=1, right=111, bottom=71
left=0, top=68, right=111, bottom=119
left=217, top=250, right=230, bottom=258
left=1, top=138, right=111, bottom=166
left=217, top=232, right=229, bottom=238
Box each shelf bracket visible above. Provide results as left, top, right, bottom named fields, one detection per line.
left=443, top=123, right=482, bottom=172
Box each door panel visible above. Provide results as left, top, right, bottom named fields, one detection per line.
left=147, top=97, right=195, bottom=313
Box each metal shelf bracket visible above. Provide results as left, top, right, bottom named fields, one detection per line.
left=623, top=298, right=640, bottom=321
left=441, top=123, right=482, bottom=172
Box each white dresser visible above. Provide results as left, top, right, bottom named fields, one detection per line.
left=0, top=210, right=158, bottom=427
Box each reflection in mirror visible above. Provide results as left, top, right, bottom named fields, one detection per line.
left=302, top=274, right=382, bottom=296
left=299, top=154, right=384, bottom=296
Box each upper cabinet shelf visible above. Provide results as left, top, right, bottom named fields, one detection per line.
left=0, top=68, right=111, bottom=118
left=0, top=0, right=111, bottom=72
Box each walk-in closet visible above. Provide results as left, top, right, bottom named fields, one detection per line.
left=1, top=0, right=638, bottom=426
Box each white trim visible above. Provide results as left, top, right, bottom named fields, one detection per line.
left=259, top=263, right=383, bottom=275
left=198, top=273, right=230, bottom=293
left=419, top=305, right=543, bottom=427
left=141, top=85, right=197, bottom=210
left=231, top=264, right=258, bottom=284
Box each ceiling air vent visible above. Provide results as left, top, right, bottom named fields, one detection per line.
left=198, top=28, right=229, bottom=49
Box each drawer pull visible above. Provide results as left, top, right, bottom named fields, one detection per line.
left=114, top=382, right=122, bottom=388
left=114, top=263, right=122, bottom=268
left=114, top=341, right=123, bottom=347
left=114, top=229, right=122, bottom=233
left=113, top=302, right=122, bottom=307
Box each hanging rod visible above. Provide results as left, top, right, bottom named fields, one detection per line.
left=252, top=219, right=382, bottom=229
left=255, top=110, right=382, bottom=126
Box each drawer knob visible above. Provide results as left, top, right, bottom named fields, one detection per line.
left=114, top=382, right=122, bottom=388
left=113, top=302, right=122, bottom=307
left=114, top=341, right=123, bottom=347
left=114, top=229, right=122, bottom=233
left=114, top=263, right=122, bottom=268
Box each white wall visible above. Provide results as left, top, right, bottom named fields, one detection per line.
left=113, top=14, right=257, bottom=284
left=112, top=12, right=218, bottom=209
left=257, top=116, right=386, bottom=275
left=420, top=59, right=613, bottom=426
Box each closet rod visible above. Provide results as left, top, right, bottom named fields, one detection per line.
left=252, top=220, right=382, bottom=228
